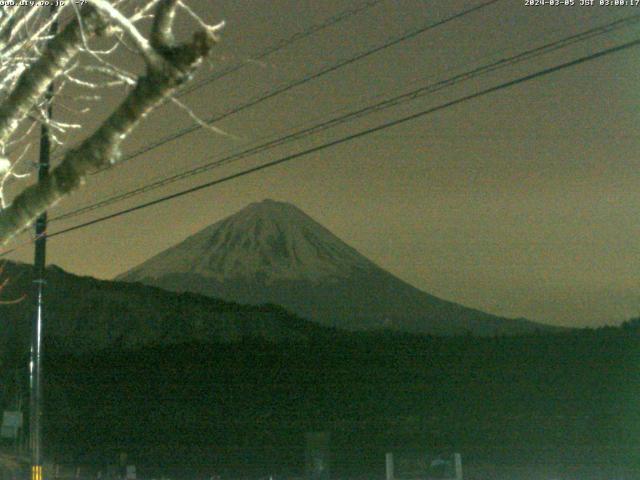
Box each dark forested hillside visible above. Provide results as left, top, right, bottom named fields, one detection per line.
left=1, top=261, right=637, bottom=477
left=0, top=261, right=328, bottom=357
left=28, top=326, right=640, bottom=478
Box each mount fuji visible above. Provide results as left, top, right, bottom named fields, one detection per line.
left=118, top=199, right=551, bottom=335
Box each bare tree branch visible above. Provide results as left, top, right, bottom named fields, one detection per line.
left=151, top=0, right=178, bottom=50
left=0, top=2, right=220, bottom=244
left=88, top=0, right=166, bottom=69
left=0, top=262, right=26, bottom=304
left=0, top=6, right=108, bottom=149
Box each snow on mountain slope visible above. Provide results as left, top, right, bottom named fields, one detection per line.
left=123, top=199, right=378, bottom=284
left=119, top=199, right=554, bottom=335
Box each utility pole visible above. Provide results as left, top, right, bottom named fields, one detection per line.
left=29, top=7, right=57, bottom=480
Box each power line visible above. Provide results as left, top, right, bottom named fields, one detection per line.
left=48, top=0, right=385, bottom=164
left=177, top=0, right=387, bottom=97
left=88, top=0, right=501, bottom=174
left=36, top=35, right=640, bottom=244
left=49, top=11, right=640, bottom=223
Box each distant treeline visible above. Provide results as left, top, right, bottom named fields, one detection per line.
left=4, top=322, right=631, bottom=477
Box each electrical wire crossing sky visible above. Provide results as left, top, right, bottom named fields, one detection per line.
left=3, top=0, right=639, bottom=328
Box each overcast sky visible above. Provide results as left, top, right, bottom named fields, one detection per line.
left=4, top=0, right=640, bottom=328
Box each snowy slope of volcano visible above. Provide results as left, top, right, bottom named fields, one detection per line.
left=123, top=199, right=377, bottom=284
left=119, top=199, right=551, bottom=335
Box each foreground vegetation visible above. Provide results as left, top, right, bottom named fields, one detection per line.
left=23, top=322, right=640, bottom=477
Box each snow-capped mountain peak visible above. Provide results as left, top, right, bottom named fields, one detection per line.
left=120, top=199, right=552, bottom=336
left=123, top=199, right=376, bottom=284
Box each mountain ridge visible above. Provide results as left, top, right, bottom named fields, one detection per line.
left=0, top=260, right=328, bottom=356
left=119, top=199, right=556, bottom=335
